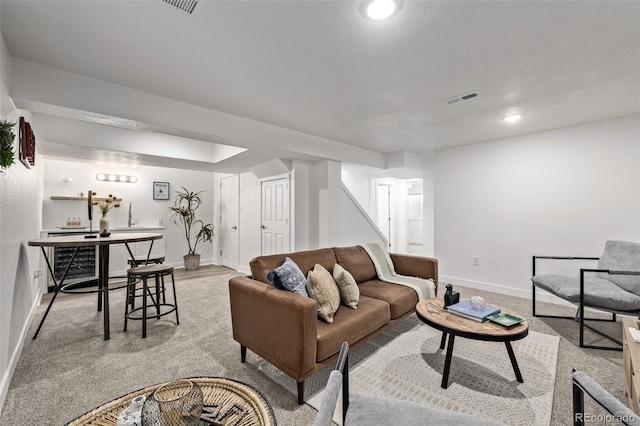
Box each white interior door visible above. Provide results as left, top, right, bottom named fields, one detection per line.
left=261, top=177, right=290, bottom=255
left=220, top=175, right=239, bottom=270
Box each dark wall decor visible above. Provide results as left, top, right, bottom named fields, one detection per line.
left=19, top=117, right=36, bottom=168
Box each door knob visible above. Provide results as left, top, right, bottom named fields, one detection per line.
left=261, top=225, right=267, bottom=229
left=231, top=226, right=237, bottom=230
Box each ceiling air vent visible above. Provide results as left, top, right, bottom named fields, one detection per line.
left=160, top=0, right=205, bottom=16
left=445, top=91, right=479, bottom=105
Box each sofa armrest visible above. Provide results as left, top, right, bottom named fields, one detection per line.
left=228, top=276, right=318, bottom=380
left=572, top=369, right=638, bottom=425
left=389, top=253, right=439, bottom=295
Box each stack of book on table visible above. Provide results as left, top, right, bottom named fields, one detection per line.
left=447, top=300, right=500, bottom=322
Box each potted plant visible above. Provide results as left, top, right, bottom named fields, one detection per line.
left=92, top=192, right=120, bottom=237
left=0, top=119, right=16, bottom=171
left=168, top=186, right=214, bottom=270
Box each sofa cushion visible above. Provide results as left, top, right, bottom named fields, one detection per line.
left=532, top=274, right=640, bottom=311
left=597, top=240, right=640, bottom=295
left=332, top=245, right=377, bottom=284
left=333, top=263, right=359, bottom=309
left=307, top=264, right=341, bottom=323
left=316, top=296, right=390, bottom=361
left=358, top=279, right=419, bottom=319
left=250, top=248, right=337, bottom=285
left=266, top=257, right=309, bottom=297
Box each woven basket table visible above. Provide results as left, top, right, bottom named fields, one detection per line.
left=66, top=377, right=277, bottom=426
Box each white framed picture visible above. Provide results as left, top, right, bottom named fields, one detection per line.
left=153, top=181, right=170, bottom=200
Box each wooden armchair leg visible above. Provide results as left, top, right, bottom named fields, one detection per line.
left=297, top=381, right=304, bottom=405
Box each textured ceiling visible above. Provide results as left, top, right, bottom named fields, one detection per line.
left=1, top=0, right=639, bottom=170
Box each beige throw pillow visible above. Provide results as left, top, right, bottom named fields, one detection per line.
left=333, top=263, right=359, bottom=309
left=307, top=264, right=341, bottom=324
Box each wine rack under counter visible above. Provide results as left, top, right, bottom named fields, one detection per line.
left=39, top=228, right=167, bottom=291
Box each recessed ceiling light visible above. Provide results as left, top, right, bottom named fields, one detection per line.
left=503, top=114, right=522, bottom=123
left=362, top=0, right=401, bottom=21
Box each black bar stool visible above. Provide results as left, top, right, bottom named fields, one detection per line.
left=126, top=256, right=166, bottom=308
left=124, top=264, right=179, bottom=338
left=126, top=255, right=166, bottom=268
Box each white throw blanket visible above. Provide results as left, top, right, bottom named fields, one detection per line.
left=362, top=242, right=435, bottom=300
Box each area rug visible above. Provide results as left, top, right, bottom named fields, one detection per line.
left=258, top=315, right=559, bottom=426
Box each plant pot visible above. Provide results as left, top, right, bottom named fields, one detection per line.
left=183, top=254, right=201, bottom=270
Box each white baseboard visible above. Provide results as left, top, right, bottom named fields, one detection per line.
left=439, top=274, right=576, bottom=308
left=237, top=265, right=251, bottom=275
left=441, top=274, right=637, bottom=319
left=0, top=286, right=42, bottom=413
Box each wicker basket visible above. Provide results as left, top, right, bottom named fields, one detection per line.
left=67, top=377, right=276, bottom=426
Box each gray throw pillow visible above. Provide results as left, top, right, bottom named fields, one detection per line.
left=266, top=257, right=309, bottom=297
left=333, top=263, right=359, bottom=309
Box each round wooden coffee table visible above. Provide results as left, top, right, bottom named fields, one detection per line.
left=66, top=377, right=277, bottom=426
left=416, top=298, right=529, bottom=389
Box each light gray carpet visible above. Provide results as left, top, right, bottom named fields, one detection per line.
left=261, top=316, right=559, bottom=425
left=0, top=267, right=628, bottom=425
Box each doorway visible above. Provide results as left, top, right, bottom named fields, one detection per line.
left=407, top=180, right=424, bottom=254
left=220, top=175, right=239, bottom=270
left=261, top=177, right=290, bottom=255
left=373, top=178, right=424, bottom=254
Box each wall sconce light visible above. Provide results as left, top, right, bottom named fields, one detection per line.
left=96, top=173, right=138, bottom=183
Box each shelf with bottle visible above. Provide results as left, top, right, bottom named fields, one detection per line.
left=56, top=216, right=88, bottom=229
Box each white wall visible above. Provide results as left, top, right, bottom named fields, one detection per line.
left=0, top=23, right=45, bottom=410
left=340, top=186, right=386, bottom=247
left=341, top=165, right=371, bottom=213
left=42, top=159, right=216, bottom=270
left=292, top=161, right=310, bottom=251
left=421, top=153, right=435, bottom=257
left=307, top=160, right=343, bottom=248
left=435, top=115, right=640, bottom=299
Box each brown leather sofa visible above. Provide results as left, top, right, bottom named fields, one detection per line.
left=228, top=245, right=438, bottom=404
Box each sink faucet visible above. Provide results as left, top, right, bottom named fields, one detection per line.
left=128, top=202, right=133, bottom=227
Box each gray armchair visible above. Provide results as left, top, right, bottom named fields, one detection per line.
left=572, top=369, right=637, bottom=425
left=531, top=240, right=640, bottom=350
left=313, top=341, right=503, bottom=426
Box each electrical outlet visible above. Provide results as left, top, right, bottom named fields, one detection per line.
left=473, top=256, right=480, bottom=266
left=34, top=269, right=43, bottom=278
